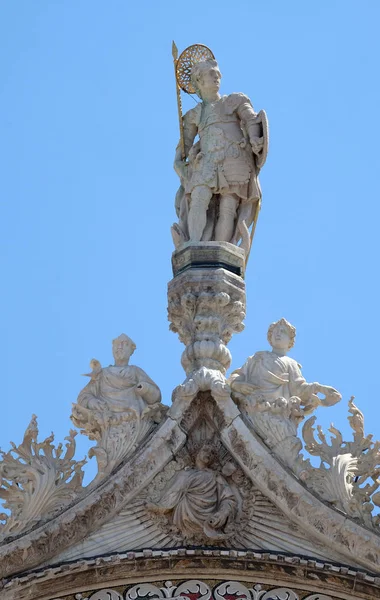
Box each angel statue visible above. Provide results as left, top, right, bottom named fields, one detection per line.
left=229, top=318, right=341, bottom=472
left=171, top=44, right=268, bottom=255
left=71, top=334, right=166, bottom=482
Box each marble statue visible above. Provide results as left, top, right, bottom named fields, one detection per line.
left=71, top=334, right=165, bottom=480
left=230, top=318, right=341, bottom=472
left=172, top=58, right=268, bottom=252
left=231, top=318, right=341, bottom=413
left=146, top=441, right=239, bottom=541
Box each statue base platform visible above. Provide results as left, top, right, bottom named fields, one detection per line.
left=171, top=241, right=245, bottom=279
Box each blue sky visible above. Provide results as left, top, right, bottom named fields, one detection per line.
left=1, top=1, right=379, bottom=485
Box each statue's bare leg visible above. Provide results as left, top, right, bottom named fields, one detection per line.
left=215, top=194, right=238, bottom=242
left=188, top=185, right=213, bottom=241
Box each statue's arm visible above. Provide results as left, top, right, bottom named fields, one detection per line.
left=235, top=94, right=264, bottom=156
left=229, top=355, right=260, bottom=395
left=173, top=111, right=198, bottom=179
left=133, top=366, right=162, bottom=405
left=288, top=360, right=341, bottom=409
left=76, top=381, right=101, bottom=410
left=288, top=360, right=318, bottom=402
left=208, top=477, right=238, bottom=527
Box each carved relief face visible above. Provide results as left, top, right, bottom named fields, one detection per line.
left=271, top=323, right=291, bottom=352
left=196, top=446, right=213, bottom=467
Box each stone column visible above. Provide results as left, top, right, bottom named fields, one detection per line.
left=168, top=242, right=246, bottom=377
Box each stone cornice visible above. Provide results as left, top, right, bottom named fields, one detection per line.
left=2, top=549, right=380, bottom=600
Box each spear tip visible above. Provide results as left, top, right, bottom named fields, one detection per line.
left=172, top=40, right=178, bottom=60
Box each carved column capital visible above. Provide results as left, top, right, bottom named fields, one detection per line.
left=168, top=243, right=246, bottom=377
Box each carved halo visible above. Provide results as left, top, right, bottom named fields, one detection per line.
left=176, top=44, right=215, bottom=93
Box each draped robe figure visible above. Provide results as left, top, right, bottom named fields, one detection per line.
left=231, top=350, right=320, bottom=411
left=77, top=364, right=161, bottom=419
left=230, top=319, right=341, bottom=473
left=71, top=334, right=163, bottom=480
left=147, top=444, right=238, bottom=541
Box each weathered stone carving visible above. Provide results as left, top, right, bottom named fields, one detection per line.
left=0, top=415, right=86, bottom=541
left=169, top=289, right=245, bottom=376
left=302, top=397, right=380, bottom=528
left=230, top=318, right=341, bottom=472
left=172, top=53, right=268, bottom=254
left=146, top=441, right=240, bottom=541
left=168, top=257, right=246, bottom=384
left=75, top=581, right=332, bottom=600
left=71, top=334, right=166, bottom=482
left=147, top=394, right=256, bottom=546
left=75, top=591, right=122, bottom=600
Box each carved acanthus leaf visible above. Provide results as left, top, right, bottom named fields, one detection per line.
left=302, top=398, right=380, bottom=527
left=0, top=415, right=86, bottom=541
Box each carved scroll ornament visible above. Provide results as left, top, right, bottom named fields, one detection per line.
left=72, top=580, right=332, bottom=600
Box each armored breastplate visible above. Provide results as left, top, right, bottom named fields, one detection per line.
left=198, top=100, right=236, bottom=133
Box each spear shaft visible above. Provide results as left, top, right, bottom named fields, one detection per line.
left=245, top=199, right=262, bottom=266
left=172, top=41, right=186, bottom=161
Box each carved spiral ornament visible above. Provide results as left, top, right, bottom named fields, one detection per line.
left=77, top=582, right=333, bottom=600
left=176, top=44, right=215, bottom=93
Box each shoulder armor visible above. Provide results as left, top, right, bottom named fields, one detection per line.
left=225, top=92, right=252, bottom=114
left=184, top=104, right=202, bottom=127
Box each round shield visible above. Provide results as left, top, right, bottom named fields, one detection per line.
left=255, top=109, right=269, bottom=169
left=176, top=44, right=215, bottom=94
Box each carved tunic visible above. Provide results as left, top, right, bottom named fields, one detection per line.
left=232, top=351, right=316, bottom=404
left=77, top=365, right=161, bottom=417
left=183, top=93, right=261, bottom=203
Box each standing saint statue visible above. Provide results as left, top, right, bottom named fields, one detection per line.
left=172, top=45, right=268, bottom=254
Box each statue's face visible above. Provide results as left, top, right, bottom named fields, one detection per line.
left=271, top=323, right=291, bottom=351
left=198, top=65, right=221, bottom=96
left=113, top=340, right=132, bottom=364
left=197, top=447, right=213, bottom=466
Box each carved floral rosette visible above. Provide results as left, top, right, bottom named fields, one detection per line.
left=72, top=580, right=334, bottom=600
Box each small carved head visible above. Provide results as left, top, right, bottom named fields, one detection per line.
left=195, top=440, right=217, bottom=468
left=190, top=59, right=221, bottom=99
left=112, top=333, right=136, bottom=365
left=267, top=318, right=296, bottom=352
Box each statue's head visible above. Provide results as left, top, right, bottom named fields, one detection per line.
left=190, top=59, right=221, bottom=99
left=195, top=440, right=216, bottom=468
left=267, top=318, right=296, bottom=353
left=112, top=333, right=136, bottom=366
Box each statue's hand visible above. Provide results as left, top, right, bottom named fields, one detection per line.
left=208, top=510, right=227, bottom=529
left=174, top=160, right=188, bottom=180
left=314, top=383, right=342, bottom=407
left=250, top=136, right=264, bottom=155
left=231, top=380, right=259, bottom=395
